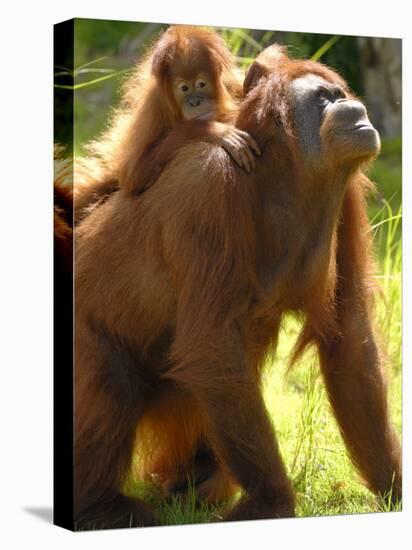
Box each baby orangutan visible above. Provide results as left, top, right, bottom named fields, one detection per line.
left=76, top=26, right=260, bottom=217
left=87, top=25, right=260, bottom=198
left=116, top=25, right=261, bottom=194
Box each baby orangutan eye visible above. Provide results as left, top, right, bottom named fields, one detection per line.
left=179, top=83, right=189, bottom=92
left=196, top=80, right=206, bottom=89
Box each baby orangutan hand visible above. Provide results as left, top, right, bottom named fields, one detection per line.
left=218, top=126, right=261, bottom=172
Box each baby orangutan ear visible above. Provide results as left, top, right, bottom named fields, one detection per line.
left=151, top=47, right=171, bottom=80
left=151, top=30, right=176, bottom=80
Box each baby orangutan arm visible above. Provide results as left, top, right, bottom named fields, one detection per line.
left=133, top=120, right=261, bottom=194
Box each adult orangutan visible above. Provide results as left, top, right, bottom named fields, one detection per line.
left=74, top=44, right=401, bottom=529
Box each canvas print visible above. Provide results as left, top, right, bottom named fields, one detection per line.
left=53, top=19, right=402, bottom=531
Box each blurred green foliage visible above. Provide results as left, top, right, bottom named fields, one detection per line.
left=369, top=137, right=402, bottom=215
left=74, top=19, right=150, bottom=65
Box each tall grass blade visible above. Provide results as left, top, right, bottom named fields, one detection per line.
left=311, top=35, right=341, bottom=61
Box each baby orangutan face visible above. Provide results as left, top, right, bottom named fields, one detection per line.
left=173, top=72, right=217, bottom=121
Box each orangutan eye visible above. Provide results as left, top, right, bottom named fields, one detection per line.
left=316, top=86, right=331, bottom=101
left=196, top=80, right=206, bottom=89
left=316, top=85, right=346, bottom=105
left=316, top=86, right=332, bottom=111
left=179, top=83, right=189, bottom=92
left=333, top=86, right=346, bottom=100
